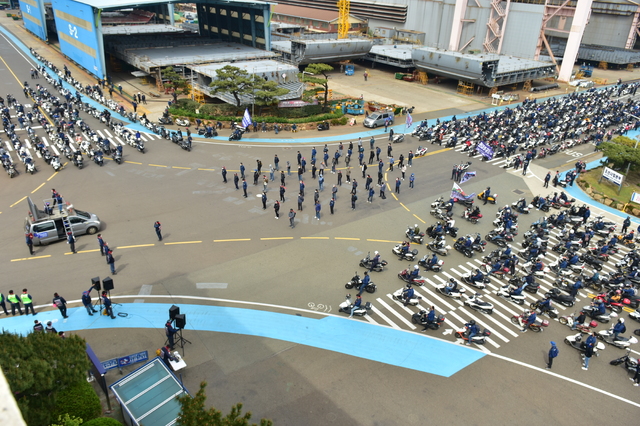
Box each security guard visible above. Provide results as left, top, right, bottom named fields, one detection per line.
left=20, top=288, right=36, bottom=315
left=7, top=290, right=23, bottom=316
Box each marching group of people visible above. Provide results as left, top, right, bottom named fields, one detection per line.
left=222, top=139, right=418, bottom=225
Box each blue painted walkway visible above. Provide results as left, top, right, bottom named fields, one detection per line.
left=0, top=303, right=484, bottom=377
left=561, top=155, right=640, bottom=226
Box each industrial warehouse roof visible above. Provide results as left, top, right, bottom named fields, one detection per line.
left=73, top=0, right=272, bottom=10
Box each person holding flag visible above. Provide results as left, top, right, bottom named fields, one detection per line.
left=406, top=113, right=413, bottom=129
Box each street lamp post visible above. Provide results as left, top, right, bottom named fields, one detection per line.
left=623, top=112, right=640, bottom=175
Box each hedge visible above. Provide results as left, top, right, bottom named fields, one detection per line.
left=52, top=381, right=102, bottom=423
left=169, top=99, right=345, bottom=125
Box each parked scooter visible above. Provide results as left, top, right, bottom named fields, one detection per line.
left=398, top=266, right=426, bottom=286
left=411, top=310, right=446, bottom=330
left=461, top=271, right=490, bottom=289
left=455, top=326, right=492, bottom=345
left=597, top=328, right=639, bottom=349
left=435, top=282, right=466, bottom=299
left=496, top=285, right=526, bottom=305
left=338, top=294, right=372, bottom=316
left=511, top=312, right=549, bottom=332
left=392, top=243, right=418, bottom=261
left=344, top=272, right=377, bottom=293
left=464, top=293, right=494, bottom=314
left=359, top=252, right=388, bottom=272
left=392, top=287, right=422, bottom=306
left=559, top=313, right=598, bottom=333
left=564, top=333, right=606, bottom=355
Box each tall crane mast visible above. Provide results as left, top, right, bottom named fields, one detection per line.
left=337, top=0, right=350, bottom=39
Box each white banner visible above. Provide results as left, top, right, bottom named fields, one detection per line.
left=602, top=167, right=623, bottom=185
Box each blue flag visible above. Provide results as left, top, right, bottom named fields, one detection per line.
left=241, top=108, right=252, bottom=129
left=460, top=171, right=476, bottom=184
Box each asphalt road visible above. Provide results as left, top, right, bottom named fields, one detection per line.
left=1, top=29, right=639, bottom=425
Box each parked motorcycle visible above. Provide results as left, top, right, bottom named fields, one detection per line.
left=338, top=294, right=372, bottom=316
left=425, top=237, right=450, bottom=256
left=398, top=267, right=426, bottom=286
left=597, top=329, right=638, bottom=349
left=359, top=252, right=388, bottom=272
left=511, top=312, right=549, bottom=332
left=411, top=310, right=446, bottom=330
left=496, top=285, right=526, bottom=305
left=564, top=333, right=606, bottom=355
left=609, top=348, right=638, bottom=373
left=417, top=255, right=444, bottom=272
left=392, top=287, right=422, bottom=306
left=559, top=313, right=598, bottom=333
left=392, top=244, right=418, bottom=261
left=344, top=272, right=377, bottom=293
left=462, top=272, right=490, bottom=289
left=405, top=225, right=425, bottom=244
left=455, top=326, right=492, bottom=345
left=435, top=282, right=466, bottom=299
left=545, top=288, right=575, bottom=307
left=464, top=293, right=494, bottom=314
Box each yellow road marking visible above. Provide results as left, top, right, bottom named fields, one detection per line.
left=214, top=239, right=251, bottom=242
left=31, top=182, right=45, bottom=193
left=367, top=239, right=402, bottom=243
left=334, top=237, right=360, bottom=241
left=399, top=202, right=410, bottom=212
left=261, top=237, right=293, bottom=240
left=623, top=306, right=634, bottom=313
left=301, top=237, right=330, bottom=240
left=198, top=168, right=216, bottom=171
left=423, top=147, right=451, bottom=157
left=77, top=249, right=100, bottom=253
left=64, top=252, right=78, bottom=255
left=164, top=241, right=202, bottom=245
left=413, top=214, right=426, bottom=224
left=386, top=183, right=391, bottom=190
left=384, top=172, right=387, bottom=181
left=172, top=166, right=191, bottom=170
left=391, top=193, right=398, bottom=201
left=10, top=196, right=26, bottom=208
left=149, top=164, right=168, bottom=168
left=11, top=255, right=51, bottom=262
left=117, top=244, right=155, bottom=249
left=125, top=161, right=142, bottom=165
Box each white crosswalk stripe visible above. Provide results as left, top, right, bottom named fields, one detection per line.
left=360, top=215, right=639, bottom=353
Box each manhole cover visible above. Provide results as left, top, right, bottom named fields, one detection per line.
left=513, top=189, right=524, bottom=195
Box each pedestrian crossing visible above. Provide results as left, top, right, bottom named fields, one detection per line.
left=3, top=128, right=163, bottom=158
left=358, top=225, right=635, bottom=353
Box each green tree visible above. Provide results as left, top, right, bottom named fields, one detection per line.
left=208, top=66, right=255, bottom=107
left=162, top=66, right=191, bottom=100
left=298, top=63, right=334, bottom=111
left=176, top=382, right=272, bottom=426
left=0, top=331, right=90, bottom=426
left=253, top=80, right=289, bottom=113
left=598, top=135, right=640, bottom=172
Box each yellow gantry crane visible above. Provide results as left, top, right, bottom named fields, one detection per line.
left=337, top=0, right=350, bottom=39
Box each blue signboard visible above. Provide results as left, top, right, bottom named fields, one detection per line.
left=102, top=351, right=149, bottom=371
left=19, top=0, right=47, bottom=41
left=51, top=0, right=104, bottom=79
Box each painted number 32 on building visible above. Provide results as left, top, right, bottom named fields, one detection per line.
left=68, top=24, right=78, bottom=39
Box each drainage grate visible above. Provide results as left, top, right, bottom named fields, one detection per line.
left=513, top=189, right=524, bottom=195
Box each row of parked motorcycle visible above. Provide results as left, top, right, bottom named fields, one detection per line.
left=337, top=191, right=640, bottom=351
